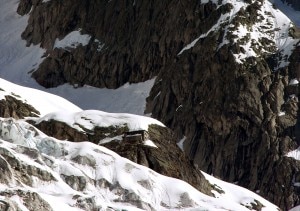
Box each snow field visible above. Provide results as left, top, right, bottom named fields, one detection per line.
left=0, top=117, right=279, bottom=210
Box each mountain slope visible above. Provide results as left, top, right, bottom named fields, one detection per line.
left=0, top=0, right=300, bottom=210
left=0, top=78, right=81, bottom=116
left=0, top=117, right=278, bottom=211
left=271, top=0, right=300, bottom=26
left=145, top=0, right=300, bottom=209
left=0, top=0, right=155, bottom=114
left=0, top=79, right=279, bottom=211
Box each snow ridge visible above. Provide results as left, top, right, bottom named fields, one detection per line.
left=0, top=78, right=81, bottom=116
left=179, top=0, right=299, bottom=67
left=33, top=109, right=165, bottom=133
left=0, top=117, right=279, bottom=211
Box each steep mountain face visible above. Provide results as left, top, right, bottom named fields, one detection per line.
left=10, top=0, right=300, bottom=210
left=17, top=0, right=213, bottom=88
left=0, top=117, right=210, bottom=211
left=146, top=0, right=300, bottom=209
left=0, top=80, right=279, bottom=211
left=27, top=110, right=213, bottom=195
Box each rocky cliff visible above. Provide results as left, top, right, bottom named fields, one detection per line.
left=17, top=0, right=212, bottom=88
left=0, top=95, right=40, bottom=119
left=15, top=0, right=300, bottom=210
left=146, top=1, right=300, bottom=209
left=0, top=117, right=213, bottom=210
left=0, top=82, right=280, bottom=210
left=28, top=113, right=213, bottom=196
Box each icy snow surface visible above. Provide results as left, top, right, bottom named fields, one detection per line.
left=270, top=0, right=300, bottom=26
left=0, top=117, right=279, bottom=211
left=48, top=79, right=156, bottom=115
left=202, top=171, right=279, bottom=211
left=54, top=30, right=91, bottom=50
left=144, top=139, right=158, bottom=148
left=290, top=205, right=300, bottom=211
left=0, top=78, right=81, bottom=116
left=286, top=147, right=300, bottom=211
left=0, top=0, right=45, bottom=84
left=287, top=147, right=300, bottom=160
left=0, top=0, right=154, bottom=115
left=34, top=110, right=165, bottom=133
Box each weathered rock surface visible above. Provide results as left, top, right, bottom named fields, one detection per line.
left=2, top=117, right=268, bottom=211
left=30, top=119, right=89, bottom=142
left=103, top=124, right=213, bottom=196
left=0, top=190, right=53, bottom=211
left=0, top=95, right=40, bottom=119
left=146, top=6, right=300, bottom=211
left=143, top=1, right=300, bottom=210
left=17, top=0, right=224, bottom=88
left=30, top=118, right=213, bottom=196
left=15, top=0, right=300, bottom=209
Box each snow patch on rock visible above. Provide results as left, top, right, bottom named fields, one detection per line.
left=54, top=30, right=91, bottom=50
left=0, top=117, right=279, bottom=210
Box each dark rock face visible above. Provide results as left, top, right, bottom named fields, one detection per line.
left=31, top=118, right=213, bottom=196
left=0, top=95, right=40, bottom=119
left=1, top=190, right=53, bottom=211
left=31, top=119, right=89, bottom=142
left=16, top=0, right=300, bottom=209
left=17, top=0, right=223, bottom=88
left=143, top=1, right=300, bottom=210
left=103, top=125, right=213, bottom=196
left=146, top=18, right=300, bottom=211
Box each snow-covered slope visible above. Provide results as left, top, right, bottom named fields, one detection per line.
left=270, top=0, right=300, bottom=26
left=0, top=78, right=81, bottom=116
left=0, top=0, right=299, bottom=209
left=0, top=77, right=278, bottom=211
left=34, top=110, right=164, bottom=132
left=0, top=0, right=154, bottom=115
left=1, top=0, right=298, bottom=115
left=179, top=0, right=299, bottom=68
left=0, top=117, right=279, bottom=211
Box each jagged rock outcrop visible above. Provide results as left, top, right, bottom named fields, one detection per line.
left=1, top=190, right=53, bottom=211
left=145, top=1, right=300, bottom=210
left=15, top=0, right=300, bottom=209
left=2, top=117, right=271, bottom=211
left=103, top=124, right=213, bottom=195
left=30, top=119, right=89, bottom=142
left=17, top=0, right=226, bottom=88
left=0, top=95, right=40, bottom=119
left=30, top=118, right=213, bottom=196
